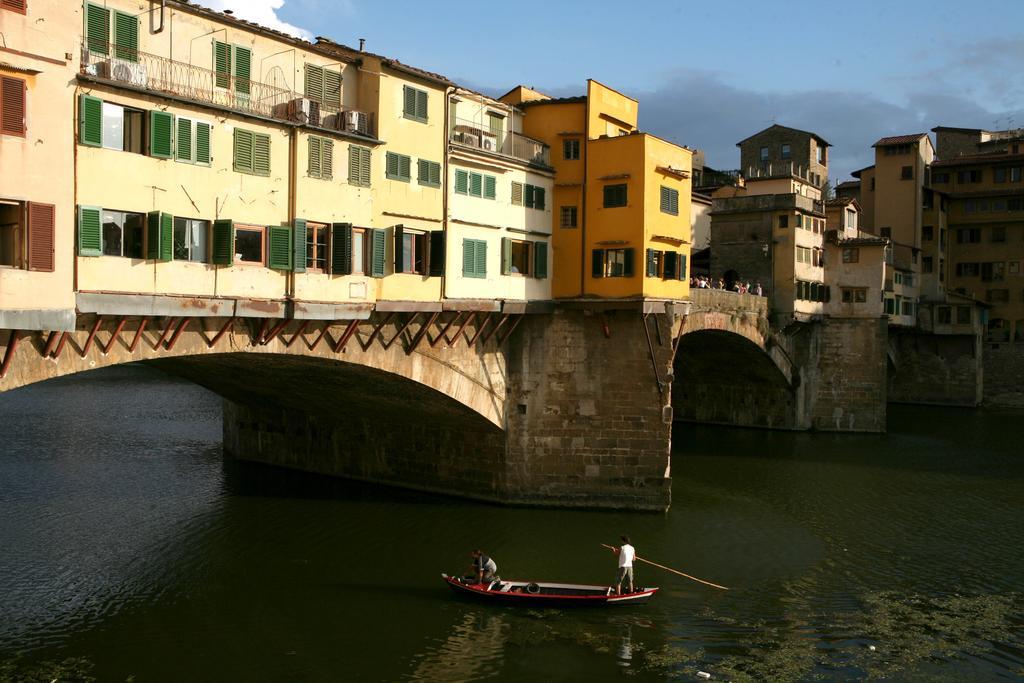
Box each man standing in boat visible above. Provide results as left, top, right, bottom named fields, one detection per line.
left=613, top=536, right=635, bottom=595
left=469, top=550, right=498, bottom=585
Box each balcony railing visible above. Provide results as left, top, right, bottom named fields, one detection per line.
left=746, top=161, right=825, bottom=187
left=449, top=117, right=550, bottom=166
left=80, top=42, right=375, bottom=137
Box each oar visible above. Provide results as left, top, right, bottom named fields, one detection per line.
left=601, top=543, right=730, bottom=591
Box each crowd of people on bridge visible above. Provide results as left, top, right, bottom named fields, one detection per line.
left=690, top=276, right=764, bottom=297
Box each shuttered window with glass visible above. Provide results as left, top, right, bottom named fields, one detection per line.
left=308, top=136, right=334, bottom=180
left=418, top=159, right=441, bottom=187
left=462, top=238, right=487, bottom=279
left=305, top=64, right=342, bottom=109
left=660, top=186, right=680, bottom=215
left=1, top=75, right=26, bottom=137
left=113, top=10, right=138, bottom=62
left=233, top=128, right=271, bottom=176
left=402, top=85, right=428, bottom=122
left=348, top=145, right=371, bottom=186
left=385, top=152, right=411, bottom=182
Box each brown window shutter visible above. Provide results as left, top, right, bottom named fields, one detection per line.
left=1, top=0, right=28, bottom=14
left=1, top=76, right=26, bottom=137
left=27, top=202, right=55, bottom=272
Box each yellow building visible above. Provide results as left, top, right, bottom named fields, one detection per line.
left=0, top=0, right=78, bottom=330
left=500, top=80, right=691, bottom=301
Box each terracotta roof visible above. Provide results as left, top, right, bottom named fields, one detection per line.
left=872, top=133, right=928, bottom=147
left=850, top=164, right=875, bottom=178
left=931, top=151, right=1024, bottom=167
left=835, top=180, right=861, bottom=189
left=517, top=96, right=587, bottom=108
left=736, top=123, right=831, bottom=147
left=838, top=236, right=887, bottom=246
left=826, top=196, right=856, bottom=207
left=931, top=126, right=984, bottom=134
left=314, top=38, right=453, bottom=86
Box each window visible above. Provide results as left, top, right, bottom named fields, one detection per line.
left=462, top=238, right=487, bottom=278
left=560, top=206, right=578, bottom=228
left=987, top=319, right=1010, bottom=343
left=797, top=246, right=812, bottom=264
left=175, top=118, right=211, bottom=165
left=842, top=247, right=859, bottom=263
left=991, top=226, right=1006, bottom=242
left=1010, top=199, right=1023, bottom=212
left=778, top=215, right=788, bottom=229
left=1, top=75, right=26, bottom=137
left=883, top=298, right=895, bottom=314
left=233, top=225, right=264, bottom=264
left=840, top=288, right=867, bottom=303
left=937, top=306, right=952, bottom=324
left=213, top=42, right=251, bottom=94
left=845, top=209, right=856, bottom=229
left=955, top=262, right=980, bottom=277
left=402, top=85, right=428, bottom=122
left=660, top=186, right=680, bottom=215
left=870, top=177, right=875, bottom=191
left=994, top=167, right=1007, bottom=183
left=304, top=64, right=342, bottom=109
left=781, top=144, right=791, bottom=160
left=503, top=238, right=531, bottom=276
left=902, top=300, right=914, bottom=316
left=393, top=226, right=426, bottom=275
left=233, top=129, right=270, bottom=176
left=85, top=4, right=137, bottom=62
left=922, top=256, right=933, bottom=274
left=816, top=145, right=825, bottom=164
left=2, top=0, right=27, bottom=14
left=603, top=183, right=627, bottom=208
left=523, top=184, right=544, bottom=209
left=385, top=151, right=412, bottom=182
left=645, top=249, right=662, bottom=277
left=880, top=227, right=891, bottom=238
left=956, top=228, right=981, bottom=243
left=305, top=221, right=328, bottom=271
left=100, top=209, right=144, bottom=258
left=981, top=262, right=1005, bottom=282
left=0, top=200, right=55, bottom=271
left=351, top=227, right=366, bottom=274
left=933, top=172, right=950, bottom=183
left=418, top=159, right=441, bottom=187
left=307, top=136, right=334, bottom=180
left=922, top=225, right=933, bottom=241
left=348, top=145, right=371, bottom=187
left=101, top=102, right=125, bottom=151
left=901, top=165, right=913, bottom=179
left=1012, top=167, right=1022, bottom=182
left=591, top=248, right=634, bottom=278
left=172, top=217, right=208, bottom=262
left=956, top=306, right=971, bottom=325
left=563, top=138, right=580, bottom=160
left=1010, top=261, right=1021, bottom=276
left=986, top=289, right=1010, bottom=304
left=759, top=146, right=768, bottom=161
left=456, top=170, right=498, bottom=199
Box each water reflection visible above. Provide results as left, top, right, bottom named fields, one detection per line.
left=409, top=610, right=508, bottom=681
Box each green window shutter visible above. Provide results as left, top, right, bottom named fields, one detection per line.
left=149, top=110, right=174, bottom=159
left=524, top=184, right=535, bottom=208
left=403, top=85, right=416, bottom=119
left=534, top=242, right=548, bottom=279
left=430, top=162, right=441, bottom=186
left=79, top=94, right=102, bottom=147
left=322, top=139, right=333, bottom=180
left=454, top=169, right=468, bottom=194
left=370, top=228, right=386, bottom=277
left=592, top=249, right=605, bottom=278
left=670, top=189, right=679, bottom=215
left=511, top=182, right=523, bottom=206
left=214, top=41, right=231, bottom=89
left=233, top=129, right=253, bottom=173
left=304, top=64, right=324, bottom=102
left=483, top=175, right=496, bottom=200
left=416, top=89, right=428, bottom=121
left=77, top=205, right=102, bottom=256
left=663, top=251, right=677, bottom=280
left=501, top=237, right=512, bottom=275
left=474, top=239, right=487, bottom=278
left=308, top=136, right=322, bottom=178
left=623, top=248, right=635, bottom=277
left=349, top=145, right=370, bottom=187
left=399, top=155, right=411, bottom=181
left=331, top=223, right=352, bottom=275
left=253, top=133, right=271, bottom=176
left=359, top=147, right=371, bottom=186
left=429, top=231, right=445, bottom=277
left=233, top=46, right=251, bottom=95
left=146, top=211, right=172, bottom=261
left=176, top=117, right=193, bottom=162
left=292, top=219, right=307, bottom=273
left=267, top=225, right=292, bottom=270
left=211, top=219, right=234, bottom=265
left=386, top=152, right=400, bottom=180
left=469, top=172, right=482, bottom=197
left=86, top=4, right=110, bottom=55
left=660, top=186, right=670, bottom=213
left=195, top=123, right=211, bottom=165
left=534, top=187, right=545, bottom=210
left=418, top=159, right=429, bottom=186
left=645, top=249, right=657, bottom=277
left=679, top=254, right=687, bottom=280
left=462, top=239, right=475, bottom=277
left=323, top=69, right=342, bottom=109
left=113, top=11, right=138, bottom=62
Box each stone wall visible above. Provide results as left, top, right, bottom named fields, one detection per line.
left=808, top=317, right=888, bottom=431
left=982, top=342, right=1024, bottom=406
left=888, top=331, right=983, bottom=406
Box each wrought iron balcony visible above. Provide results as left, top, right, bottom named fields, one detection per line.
left=449, top=117, right=550, bottom=166
left=79, top=41, right=375, bottom=137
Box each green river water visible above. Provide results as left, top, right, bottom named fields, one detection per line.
left=1, top=366, right=1022, bottom=681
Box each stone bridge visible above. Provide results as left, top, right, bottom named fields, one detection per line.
left=0, top=290, right=887, bottom=511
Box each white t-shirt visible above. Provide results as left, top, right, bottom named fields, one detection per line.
left=618, top=544, right=635, bottom=568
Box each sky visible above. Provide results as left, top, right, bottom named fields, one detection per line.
left=203, top=0, right=1024, bottom=182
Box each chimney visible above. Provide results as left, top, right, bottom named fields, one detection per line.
left=359, top=38, right=366, bottom=52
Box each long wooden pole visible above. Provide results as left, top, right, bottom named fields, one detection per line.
left=601, top=543, right=729, bottom=591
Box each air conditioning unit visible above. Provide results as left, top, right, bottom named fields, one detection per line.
left=459, top=133, right=480, bottom=148
left=343, top=110, right=369, bottom=134
left=286, top=98, right=321, bottom=126
left=479, top=132, right=498, bottom=152
left=108, top=58, right=148, bottom=87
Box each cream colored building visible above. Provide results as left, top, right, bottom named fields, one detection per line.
left=446, top=89, right=553, bottom=303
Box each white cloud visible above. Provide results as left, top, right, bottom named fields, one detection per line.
left=198, top=0, right=312, bottom=40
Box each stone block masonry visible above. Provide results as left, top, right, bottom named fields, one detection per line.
left=983, top=343, right=1024, bottom=407
left=888, top=331, right=983, bottom=406
left=808, top=317, right=888, bottom=432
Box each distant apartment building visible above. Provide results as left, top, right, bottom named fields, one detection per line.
left=822, top=197, right=887, bottom=320
left=710, top=125, right=830, bottom=323
left=500, top=81, right=693, bottom=301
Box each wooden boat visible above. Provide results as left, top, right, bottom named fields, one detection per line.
left=441, top=573, right=659, bottom=607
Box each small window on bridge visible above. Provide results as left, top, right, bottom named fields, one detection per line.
left=234, top=225, right=264, bottom=265
left=102, top=209, right=144, bottom=258
left=173, top=218, right=209, bottom=262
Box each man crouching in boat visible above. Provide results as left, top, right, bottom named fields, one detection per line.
left=468, top=550, right=498, bottom=585
left=613, top=536, right=635, bottom=595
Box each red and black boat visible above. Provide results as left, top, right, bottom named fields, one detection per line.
left=441, top=574, right=659, bottom=607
